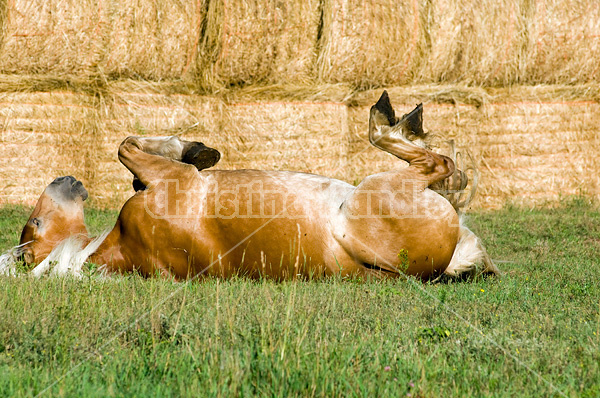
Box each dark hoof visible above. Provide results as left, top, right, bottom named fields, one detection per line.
left=182, top=142, right=221, bottom=171
left=373, top=90, right=397, bottom=126
left=399, top=103, right=424, bottom=137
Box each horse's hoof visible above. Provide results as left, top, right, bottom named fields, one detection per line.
left=182, top=142, right=221, bottom=171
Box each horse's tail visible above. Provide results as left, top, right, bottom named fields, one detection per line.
left=429, top=140, right=479, bottom=214
left=444, top=217, right=500, bottom=279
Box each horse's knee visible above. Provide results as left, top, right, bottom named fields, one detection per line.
left=118, top=136, right=144, bottom=162
left=119, top=136, right=143, bottom=152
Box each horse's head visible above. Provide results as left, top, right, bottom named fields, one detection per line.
left=19, top=176, right=89, bottom=265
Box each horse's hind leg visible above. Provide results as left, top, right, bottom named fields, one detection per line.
left=334, top=93, right=460, bottom=279
left=368, top=91, right=455, bottom=189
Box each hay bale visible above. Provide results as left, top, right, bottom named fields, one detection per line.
left=421, top=0, right=531, bottom=85
left=469, top=102, right=600, bottom=207
left=0, top=0, right=107, bottom=75
left=0, top=92, right=99, bottom=205
left=213, top=101, right=348, bottom=180
left=101, top=89, right=349, bottom=205
left=0, top=74, right=105, bottom=96
left=197, top=0, right=321, bottom=88
left=102, top=0, right=206, bottom=80
left=421, top=0, right=600, bottom=85
left=524, top=0, right=600, bottom=84
left=317, top=0, right=424, bottom=88
left=0, top=0, right=205, bottom=80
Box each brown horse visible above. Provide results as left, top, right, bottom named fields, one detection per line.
left=1, top=92, right=498, bottom=280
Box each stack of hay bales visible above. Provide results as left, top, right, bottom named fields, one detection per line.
left=1, top=0, right=599, bottom=85
left=0, top=0, right=599, bottom=209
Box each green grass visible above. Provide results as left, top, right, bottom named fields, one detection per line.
left=0, top=201, right=599, bottom=397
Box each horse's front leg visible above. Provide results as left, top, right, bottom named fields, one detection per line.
left=118, top=136, right=220, bottom=191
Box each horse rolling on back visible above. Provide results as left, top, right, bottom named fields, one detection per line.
left=2, top=91, right=499, bottom=281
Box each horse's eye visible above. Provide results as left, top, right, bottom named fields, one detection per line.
left=31, top=218, right=41, bottom=227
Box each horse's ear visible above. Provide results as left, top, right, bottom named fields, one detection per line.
left=369, top=91, right=397, bottom=136
left=76, top=185, right=89, bottom=202
left=72, top=180, right=88, bottom=201
left=49, top=176, right=88, bottom=202
left=397, top=103, right=425, bottom=138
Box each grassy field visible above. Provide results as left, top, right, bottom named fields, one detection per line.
left=0, top=201, right=599, bottom=397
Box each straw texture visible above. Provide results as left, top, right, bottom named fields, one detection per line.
left=2, top=87, right=598, bottom=209
left=1, top=0, right=598, bottom=85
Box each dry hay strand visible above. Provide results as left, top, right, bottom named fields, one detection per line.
left=488, top=84, right=600, bottom=103
left=106, top=80, right=357, bottom=103
left=348, top=84, right=600, bottom=108
left=0, top=0, right=108, bottom=76
left=347, top=85, right=492, bottom=108
left=102, top=0, right=206, bottom=81
left=215, top=83, right=355, bottom=104
left=0, top=92, right=101, bottom=205
left=0, top=0, right=8, bottom=45
left=107, top=79, right=198, bottom=96
left=197, top=0, right=321, bottom=89
left=317, top=0, right=424, bottom=88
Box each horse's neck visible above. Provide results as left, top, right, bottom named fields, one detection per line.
left=86, top=226, right=128, bottom=273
